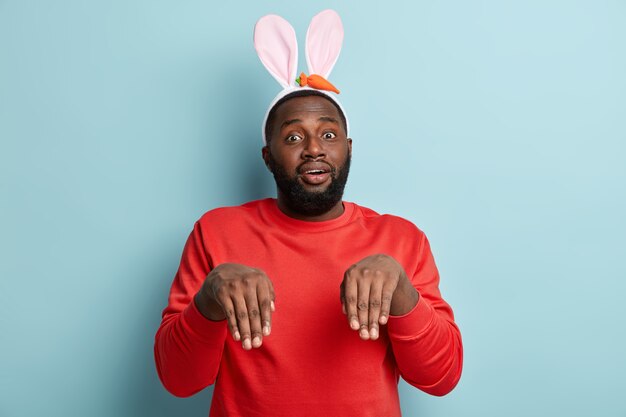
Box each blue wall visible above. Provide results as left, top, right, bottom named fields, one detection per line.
left=1, top=1, right=625, bottom=416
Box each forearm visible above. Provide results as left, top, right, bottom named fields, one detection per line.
left=153, top=219, right=227, bottom=397
left=387, top=295, right=463, bottom=396
left=154, top=299, right=227, bottom=397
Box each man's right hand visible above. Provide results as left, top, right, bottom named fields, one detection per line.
left=194, top=263, right=275, bottom=350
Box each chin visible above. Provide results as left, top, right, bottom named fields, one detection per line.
left=299, top=181, right=332, bottom=192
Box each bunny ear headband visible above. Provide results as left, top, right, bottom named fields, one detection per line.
left=254, top=9, right=349, bottom=145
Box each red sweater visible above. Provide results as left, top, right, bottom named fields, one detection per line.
left=154, top=199, right=462, bottom=416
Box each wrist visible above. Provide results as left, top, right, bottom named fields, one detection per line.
left=389, top=274, right=419, bottom=316
left=194, top=288, right=226, bottom=322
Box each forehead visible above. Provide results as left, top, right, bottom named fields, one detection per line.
left=272, top=95, right=342, bottom=125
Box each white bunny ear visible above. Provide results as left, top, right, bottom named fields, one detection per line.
left=254, top=14, right=298, bottom=89
left=306, top=9, right=344, bottom=78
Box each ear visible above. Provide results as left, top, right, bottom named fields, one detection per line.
left=262, top=146, right=271, bottom=171
left=305, top=9, right=344, bottom=78
left=254, top=14, right=299, bottom=89
left=347, top=137, right=352, bottom=155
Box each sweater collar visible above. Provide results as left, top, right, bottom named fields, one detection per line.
left=262, top=198, right=355, bottom=232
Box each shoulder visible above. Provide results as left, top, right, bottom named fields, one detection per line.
left=196, top=198, right=269, bottom=225
left=351, top=202, right=426, bottom=238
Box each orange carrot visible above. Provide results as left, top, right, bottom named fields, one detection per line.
left=296, top=72, right=308, bottom=87
left=296, top=73, right=339, bottom=94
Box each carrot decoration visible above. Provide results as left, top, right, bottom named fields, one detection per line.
left=296, top=72, right=340, bottom=94
left=296, top=72, right=308, bottom=86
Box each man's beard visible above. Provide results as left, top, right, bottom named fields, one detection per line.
left=267, top=153, right=351, bottom=217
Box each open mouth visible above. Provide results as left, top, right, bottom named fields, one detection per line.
left=299, top=163, right=332, bottom=185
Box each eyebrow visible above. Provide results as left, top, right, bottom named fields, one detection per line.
left=280, top=116, right=339, bottom=130
left=318, top=116, right=339, bottom=125
left=281, top=119, right=302, bottom=129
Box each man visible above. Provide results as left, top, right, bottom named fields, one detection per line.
left=154, top=10, right=462, bottom=417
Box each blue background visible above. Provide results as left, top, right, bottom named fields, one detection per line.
left=1, top=1, right=625, bottom=416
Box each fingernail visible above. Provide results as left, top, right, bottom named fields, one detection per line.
left=342, top=304, right=346, bottom=314
left=243, top=338, right=251, bottom=350
left=234, top=331, right=241, bottom=341
left=379, top=315, right=388, bottom=325
left=350, top=319, right=359, bottom=330
left=370, top=328, right=378, bottom=339
left=359, top=328, right=370, bottom=339
left=252, top=336, right=262, bottom=348
left=263, top=325, right=270, bottom=336
left=271, top=301, right=275, bottom=311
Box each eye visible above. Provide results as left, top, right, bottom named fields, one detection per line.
left=323, top=132, right=336, bottom=140
left=285, top=134, right=303, bottom=143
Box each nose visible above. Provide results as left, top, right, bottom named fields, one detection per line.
left=302, top=136, right=326, bottom=159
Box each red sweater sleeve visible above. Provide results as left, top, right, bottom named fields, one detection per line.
left=387, top=232, right=463, bottom=396
left=153, top=221, right=228, bottom=397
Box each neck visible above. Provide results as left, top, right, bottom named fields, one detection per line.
left=276, top=194, right=345, bottom=222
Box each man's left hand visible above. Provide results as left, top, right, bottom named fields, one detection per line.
left=340, top=254, right=419, bottom=340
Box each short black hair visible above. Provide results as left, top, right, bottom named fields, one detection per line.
left=264, top=90, right=348, bottom=145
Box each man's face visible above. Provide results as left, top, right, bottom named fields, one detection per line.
left=262, top=95, right=352, bottom=217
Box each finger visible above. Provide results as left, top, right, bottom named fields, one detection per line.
left=265, top=273, right=276, bottom=312
left=339, top=281, right=346, bottom=315
left=219, top=296, right=240, bottom=341
left=244, top=290, right=264, bottom=349
left=368, top=277, right=383, bottom=340
left=379, top=280, right=396, bottom=325
left=343, top=271, right=359, bottom=331
left=257, top=281, right=273, bottom=337
left=357, top=274, right=371, bottom=340
left=232, top=296, right=252, bottom=350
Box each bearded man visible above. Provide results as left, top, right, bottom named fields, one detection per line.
left=154, top=10, right=462, bottom=417
left=154, top=89, right=463, bottom=416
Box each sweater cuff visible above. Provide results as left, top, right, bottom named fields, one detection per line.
left=386, top=293, right=436, bottom=340
left=182, top=299, right=228, bottom=344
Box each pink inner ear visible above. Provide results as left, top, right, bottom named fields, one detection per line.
left=254, top=15, right=298, bottom=88
left=306, top=9, right=344, bottom=78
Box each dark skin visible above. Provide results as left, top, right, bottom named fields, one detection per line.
left=194, top=95, right=418, bottom=349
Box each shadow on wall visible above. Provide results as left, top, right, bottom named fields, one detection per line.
left=221, top=65, right=276, bottom=202
left=119, top=63, right=271, bottom=416
left=198, top=52, right=275, bottom=206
